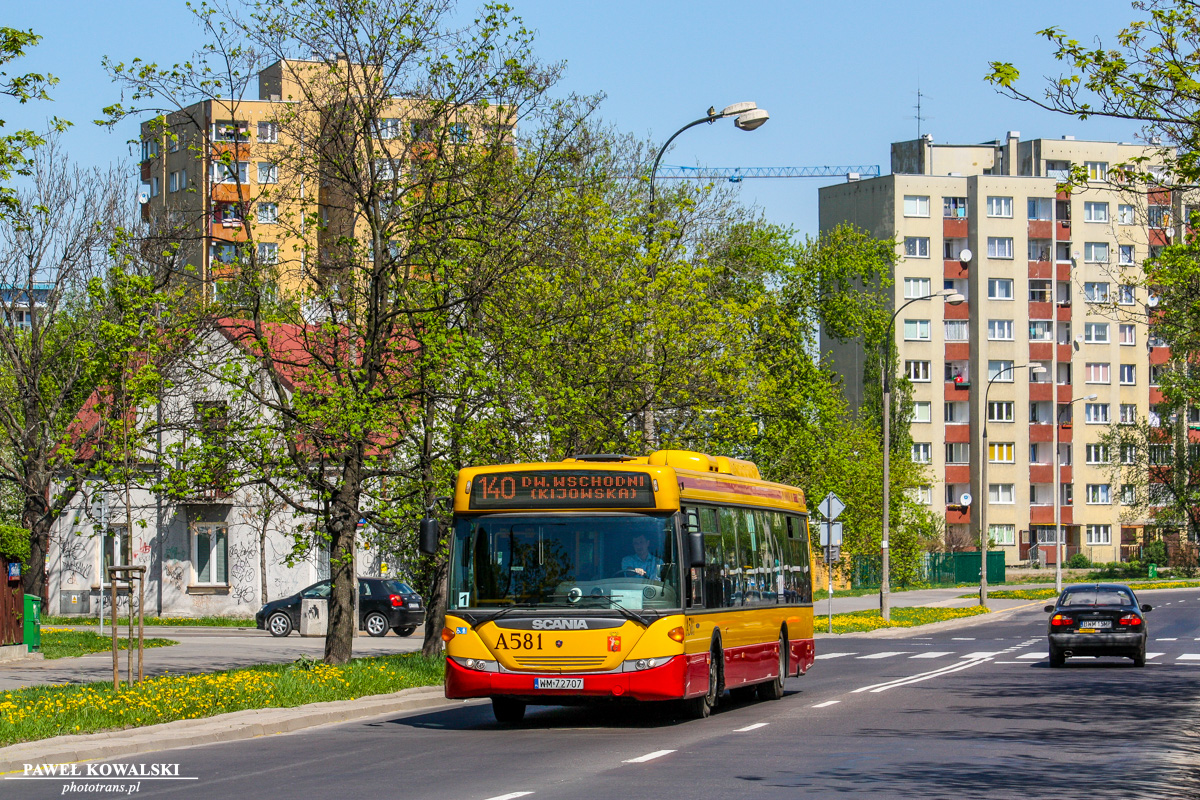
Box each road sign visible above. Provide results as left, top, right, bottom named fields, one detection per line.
left=819, top=520, right=843, bottom=547
left=819, top=492, right=845, bottom=521
left=824, top=545, right=840, bottom=563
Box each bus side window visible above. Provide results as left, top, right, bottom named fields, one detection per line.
left=719, top=507, right=740, bottom=608
left=737, top=509, right=758, bottom=606
left=787, top=515, right=813, bottom=604
left=699, top=508, right=725, bottom=609
left=768, top=511, right=789, bottom=604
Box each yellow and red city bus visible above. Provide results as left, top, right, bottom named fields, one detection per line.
left=439, top=450, right=815, bottom=723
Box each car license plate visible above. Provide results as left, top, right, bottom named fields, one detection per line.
left=1078, top=620, right=1112, bottom=631
left=534, top=678, right=583, bottom=690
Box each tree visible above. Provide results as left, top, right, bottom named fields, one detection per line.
left=0, top=27, right=66, bottom=217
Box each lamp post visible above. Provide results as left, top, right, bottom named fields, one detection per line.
left=981, top=362, right=1046, bottom=606
left=642, top=102, right=769, bottom=442
left=880, top=290, right=965, bottom=620
left=1053, top=392, right=1097, bottom=592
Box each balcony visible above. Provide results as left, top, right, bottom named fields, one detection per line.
left=1029, top=464, right=1053, bottom=483
left=1149, top=346, right=1170, bottom=365
left=944, top=259, right=968, bottom=279
left=1029, top=424, right=1053, bottom=442
left=1029, top=382, right=1053, bottom=402
left=178, top=486, right=233, bottom=504
left=944, top=342, right=969, bottom=361
left=944, top=424, right=970, bottom=443
left=943, top=218, right=968, bottom=238
left=1028, top=302, right=1053, bottom=320
left=945, top=379, right=970, bottom=400
left=1028, top=342, right=1053, bottom=362
left=944, top=465, right=971, bottom=484
left=1028, top=261, right=1051, bottom=279
left=1056, top=220, right=1072, bottom=239
left=1056, top=303, right=1072, bottom=321
left=1056, top=262, right=1072, bottom=281
left=944, top=302, right=969, bottom=321
left=946, top=505, right=971, bottom=525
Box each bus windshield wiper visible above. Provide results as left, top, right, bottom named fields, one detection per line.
left=586, top=595, right=652, bottom=628
left=477, top=603, right=542, bottom=625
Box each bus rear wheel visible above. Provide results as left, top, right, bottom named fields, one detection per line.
left=492, top=697, right=526, bottom=724
left=757, top=634, right=787, bottom=701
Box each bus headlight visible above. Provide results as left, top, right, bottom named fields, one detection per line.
left=622, top=656, right=673, bottom=672
left=449, top=656, right=499, bottom=672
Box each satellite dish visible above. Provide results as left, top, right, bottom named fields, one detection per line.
left=137, top=190, right=150, bottom=205
left=958, top=249, right=973, bottom=263
left=1165, top=227, right=1175, bottom=238
left=1148, top=295, right=1160, bottom=307
left=959, top=492, right=973, bottom=507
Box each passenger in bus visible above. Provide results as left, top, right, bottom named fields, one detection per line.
left=620, top=534, right=664, bottom=578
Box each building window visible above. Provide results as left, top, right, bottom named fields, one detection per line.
left=1118, top=204, right=1135, bottom=225
left=945, top=443, right=970, bottom=464
left=1028, top=197, right=1053, bottom=220
left=945, top=401, right=969, bottom=423
left=987, top=319, right=1014, bottom=341
left=988, top=278, right=1014, bottom=300
left=191, top=523, right=229, bottom=585
left=150, top=177, right=160, bottom=197
left=903, top=319, right=931, bottom=341
left=1150, top=364, right=1167, bottom=386
left=1083, top=242, right=1109, bottom=263
left=905, top=360, right=931, bottom=382
left=1083, top=201, right=1109, bottom=222
left=1084, top=322, right=1110, bottom=343
left=140, top=138, right=159, bottom=162
left=987, top=196, right=1013, bottom=218
left=911, top=402, right=931, bottom=423
left=911, top=443, right=932, bottom=463
left=1119, top=404, right=1137, bottom=425
left=1085, top=403, right=1110, bottom=424
left=1148, top=205, right=1170, bottom=229
left=211, top=242, right=241, bottom=264
left=903, top=277, right=931, bottom=298
left=904, top=237, right=930, bottom=258
left=1029, top=279, right=1052, bottom=302
left=987, top=401, right=1014, bottom=422
left=168, top=171, right=178, bottom=193
left=257, top=242, right=278, bottom=264
left=1120, top=443, right=1137, bottom=464
left=257, top=203, right=278, bottom=224
left=1085, top=161, right=1108, bottom=181
left=944, top=320, right=969, bottom=341
left=1085, top=363, right=1110, bottom=384
left=210, top=161, right=248, bottom=184
left=988, top=484, right=1015, bottom=504
left=1084, top=282, right=1110, bottom=302
left=1029, top=321, right=1053, bottom=341
left=987, top=237, right=1014, bottom=259
left=257, top=162, right=278, bottom=184
left=903, top=195, right=930, bottom=217
left=1116, top=284, right=1136, bottom=305
left=913, top=486, right=933, bottom=505
left=1119, top=324, right=1136, bottom=346
left=1119, top=364, right=1135, bottom=385
left=943, top=197, right=968, bottom=218
left=211, top=121, right=249, bottom=142
left=1120, top=485, right=1135, bottom=505
left=1086, top=524, right=1112, bottom=545
left=377, top=118, right=404, bottom=139
left=989, top=524, right=1016, bottom=546
left=988, top=360, right=1014, bottom=382
left=1119, top=245, right=1135, bottom=266
left=989, top=442, right=1015, bottom=463
left=256, top=121, right=279, bottom=143
left=1085, top=444, right=1110, bottom=464
left=1028, top=239, right=1052, bottom=261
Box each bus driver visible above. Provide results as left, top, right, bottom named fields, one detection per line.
left=621, top=534, right=664, bottom=578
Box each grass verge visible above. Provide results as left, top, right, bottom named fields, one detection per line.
left=0, top=652, right=444, bottom=746
left=40, top=629, right=179, bottom=660
left=41, top=615, right=256, bottom=628
left=962, top=579, right=1200, bottom=602
left=822, top=605, right=988, bottom=634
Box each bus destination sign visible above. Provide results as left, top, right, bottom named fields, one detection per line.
left=469, top=470, right=656, bottom=510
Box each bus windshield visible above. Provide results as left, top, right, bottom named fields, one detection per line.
left=449, top=513, right=679, bottom=611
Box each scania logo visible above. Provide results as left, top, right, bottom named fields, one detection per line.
left=530, top=619, right=589, bottom=630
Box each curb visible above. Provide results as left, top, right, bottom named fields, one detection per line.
left=0, top=684, right=455, bottom=775
left=815, top=600, right=1043, bottom=640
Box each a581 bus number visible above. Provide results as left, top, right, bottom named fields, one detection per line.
left=495, top=633, right=543, bottom=650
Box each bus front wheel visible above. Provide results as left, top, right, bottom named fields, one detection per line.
left=492, top=697, right=526, bottom=724
left=683, top=650, right=719, bottom=719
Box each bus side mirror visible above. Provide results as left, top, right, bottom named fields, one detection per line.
left=687, top=529, right=705, bottom=569
left=418, top=517, right=439, bottom=555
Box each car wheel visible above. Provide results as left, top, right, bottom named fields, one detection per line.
left=757, top=634, right=787, bottom=701
left=393, top=625, right=417, bottom=637
left=683, top=649, right=720, bottom=719
left=1048, top=645, right=1064, bottom=668
left=492, top=697, right=526, bottom=724
left=364, top=611, right=389, bottom=637
left=1132, top=645, right=1146, bottom=668
left=267, top=611, right=292, bottom=637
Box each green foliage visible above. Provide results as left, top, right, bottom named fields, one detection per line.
left=1065, top=552, right=1092, bottom=569
left=0, top=522, right=29, bottom=563
left=40, top=630, right=177, bottom=660
left=0, top=27, right=68, bottom=216
left=828, top=605, right=988, bottom=634
left=1143, top=540, right=1169, bottom=566
left=1089, top=561, right=1147, bottom=580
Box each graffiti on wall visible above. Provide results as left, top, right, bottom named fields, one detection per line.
left=227, top=542, right=257, bottom=604
left=163, top=562, right=186, bottom=590
left=61, top=537, right=91, bottom=585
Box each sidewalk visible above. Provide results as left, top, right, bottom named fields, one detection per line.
left=815, top=582, right=1056, bottom=616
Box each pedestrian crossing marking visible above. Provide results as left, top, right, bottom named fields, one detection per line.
left=815, top=653, right=854, bottom=660
left=1017, top=653, right=1045, bottom=659
left=960, top=652, right=1001, bottom=660
left=857, top=652, right=904, bottom=659
left=910, top=652, right=952, bottom=659
left=1178, top=654, right=1200, bottom=661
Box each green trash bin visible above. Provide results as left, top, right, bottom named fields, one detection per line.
left=1148, top=563, right=1158, bottom=579
left=23, top=594, right=40, bottom=653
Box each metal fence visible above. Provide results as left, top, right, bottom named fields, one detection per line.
left=850, top=552, right=1006, bottom=590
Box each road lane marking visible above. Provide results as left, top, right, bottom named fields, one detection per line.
left=1147, top=652, right=1164, bottom=659
left=952, top=637, right=975, bottom=641
left=1017, top=653, right=1045, bottom=659
left=851, top=658, right=990, bottom=694
left=734, top=723, right=770, bottom=732
left=811, top=700, right=841, bottom=708
left=961, top=652, right=1001, bottom=660
left=484, top=793, right=534, bottom=800
left=910, top=652, right=952, bottom=659
left=1177, top=654, right=1200, bottom=661
left=623, top=750, right=675, bottom=763
left=815, top=653, right=855, bottom=660
left=857, top=652, right=904, bottom=659
left=1157, top=638, right=1178, bottom=641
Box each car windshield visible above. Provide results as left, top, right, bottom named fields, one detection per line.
left=449, top=513, right=679, bottom=610
left=1061, top=588, right=1134, bottom=606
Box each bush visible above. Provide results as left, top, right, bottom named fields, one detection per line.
left=1088, top=560, right=1145, bottom=580
left=1065, top=553, right=1092, bottom=569
left=1143, top=540, right=1169, bottom=567
left=0, top=523, right=30, bottom=564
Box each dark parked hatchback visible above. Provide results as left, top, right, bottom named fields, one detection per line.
left=256, top=577, right=425, bottom=637
left=1045, top=583, right=1152, bottom=667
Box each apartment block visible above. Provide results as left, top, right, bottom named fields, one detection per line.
left=820, top=132, right=1176, bottom=565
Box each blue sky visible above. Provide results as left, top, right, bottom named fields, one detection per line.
left=7, top=1, right=1146, bottom=236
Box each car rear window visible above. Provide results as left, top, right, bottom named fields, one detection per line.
left=1061, top=589, right=1133, bottom=606
left=382, top=580, right=415, bottom=595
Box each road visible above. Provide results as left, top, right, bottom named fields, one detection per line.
left=6, top=588, right=1199, bottom=800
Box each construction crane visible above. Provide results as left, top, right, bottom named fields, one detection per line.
left=655, top=164, right=882, bottom=182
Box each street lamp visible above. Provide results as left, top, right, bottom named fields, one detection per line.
left=1053, top=392, right=1098, bottom=592
left=642, top=102, right=769, bottom=442
left=880, top=289, right=965, bottom=620
left=981, top=362, right=1047, bottom=606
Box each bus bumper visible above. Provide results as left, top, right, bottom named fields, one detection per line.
left=446, top=654, right=690, bottom=702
